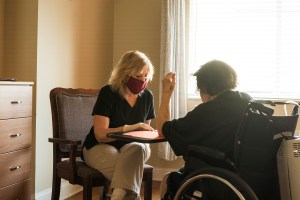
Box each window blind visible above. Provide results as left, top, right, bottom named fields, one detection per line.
left=188, top=0, right=300, bottom=99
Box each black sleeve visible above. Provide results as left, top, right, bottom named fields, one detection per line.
left=162, top=108, right=208, bottom=156
left=146, top=89, right=156, bottom=120
left=92, top=85, right=113, bottom=117
left=162, top=91, right=252, bottom=157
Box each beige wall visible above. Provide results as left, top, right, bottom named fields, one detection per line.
left=0, top=0, right=4, bottom=75
left=4, top=0, right=37, bottom=81
left=113, top=0, right=184, bottom=169
left=2, top=0, right=176, bottom=198
left=1, top=1, right=183, bottom=196
left=4, top=0, right=299, bottom=198
left=34, top=0, right=183, bottom=196
left=36, top=0, right=114, bottom=196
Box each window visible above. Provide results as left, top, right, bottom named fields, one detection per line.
left=187, top=0, right=300, bottom=99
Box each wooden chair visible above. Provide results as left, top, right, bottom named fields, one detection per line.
left=49, top=87, right=153, bottom=200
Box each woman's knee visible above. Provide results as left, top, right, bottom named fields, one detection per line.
left=83, top=144, right=119, bottom=180
left=122, top=143, right=151, bottom=160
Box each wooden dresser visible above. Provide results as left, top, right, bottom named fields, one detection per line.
left=0, top=81, right=34, bottom=200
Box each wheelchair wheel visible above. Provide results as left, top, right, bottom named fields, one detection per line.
left=174, top=167, right=258, bottom=200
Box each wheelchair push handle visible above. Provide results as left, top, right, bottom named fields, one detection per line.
left=249, top=100, right=300, bottom=116
left=247, top=101, right=274, bottom=116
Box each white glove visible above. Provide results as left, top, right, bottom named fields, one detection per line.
left=123, top=123, right=154, bottom=132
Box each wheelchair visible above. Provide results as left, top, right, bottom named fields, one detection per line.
left=170, top=100, right=299, bottom=200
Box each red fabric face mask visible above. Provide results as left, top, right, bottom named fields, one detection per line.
left=126, top=76, right=148, bottom=94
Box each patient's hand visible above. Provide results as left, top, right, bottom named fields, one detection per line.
left=162, top=72, right=176, bottom=96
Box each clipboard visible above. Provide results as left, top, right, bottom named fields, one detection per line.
left=107, top=130, right=166, bottom=143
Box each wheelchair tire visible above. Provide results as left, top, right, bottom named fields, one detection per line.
left=174, top=167, right=259, bottom=200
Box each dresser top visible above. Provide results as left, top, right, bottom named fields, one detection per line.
left=0, top=81, right=34, bottom=86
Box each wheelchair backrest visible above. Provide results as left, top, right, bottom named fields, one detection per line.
left=233, top=101, right=299, bottom=200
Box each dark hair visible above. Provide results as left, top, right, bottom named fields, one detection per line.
left=193, top=60, right=237, bottom=96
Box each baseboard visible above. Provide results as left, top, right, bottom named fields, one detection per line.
left=35, top=181, right=82, bottom=200
left=153, top=167, right=177, bottom=181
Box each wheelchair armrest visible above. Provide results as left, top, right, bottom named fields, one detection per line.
left=185, top=145, right=236, bottom=172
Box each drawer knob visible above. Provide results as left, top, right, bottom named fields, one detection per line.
left=9, top=133, right=22, bottom=137
left=9, top=166, right=22, bottom=171
left=11, top=100, right=22, bottom=104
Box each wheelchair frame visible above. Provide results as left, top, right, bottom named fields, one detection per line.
left=173, top=100, right=299, bottom=200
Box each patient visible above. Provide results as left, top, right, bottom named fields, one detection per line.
left=157, top=60, right=252, bottom=199
left=82, top=50, right=155, bottom=200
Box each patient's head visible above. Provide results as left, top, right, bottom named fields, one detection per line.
left=193, top=60, right=237, bottom=102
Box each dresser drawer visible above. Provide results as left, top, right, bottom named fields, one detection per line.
left=0, top=117, right=32, bottom=154
left=0, top=85, right=32, bottom=119
left=0, top=178, right=32, bottom=200
left=0, top=148, right=31, bottom=188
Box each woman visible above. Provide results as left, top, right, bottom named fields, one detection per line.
left=157, top=60, right=252, bottom=199
left=83, top=50, right=155, bottom=200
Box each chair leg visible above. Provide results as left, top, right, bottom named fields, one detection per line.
left=99, top=186, right=104, bottom=200
left=98, top=185, right=111, bottom=200
left=51, top=173, right=61, bottom=200
left=143, top=172, right=153, bottom=200
left=83, top=178, right=93, bottom=200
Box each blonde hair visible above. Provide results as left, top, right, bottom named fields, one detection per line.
left=108, top=50, right=154, bottom=97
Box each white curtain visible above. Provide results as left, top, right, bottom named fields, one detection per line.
left=158, top=0, right=187, bottom=161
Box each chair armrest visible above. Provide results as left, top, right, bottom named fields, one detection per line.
left=48, top=137, right=81, bottom=145
left=48, top=137, right=82, bottom=157
left=49, top=137, right=82, bottom=183
left=185, top=145, right=236, bottom=172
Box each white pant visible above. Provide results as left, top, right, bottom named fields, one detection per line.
left=83, top=142, right=151, bottom=194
